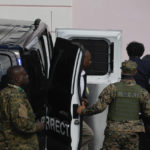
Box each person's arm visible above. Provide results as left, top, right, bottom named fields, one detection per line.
left=78, top=84, right=115, bottom=116
left=9, top=97, right=43, bottom=134
left=141, top=90, right=150, bottom=119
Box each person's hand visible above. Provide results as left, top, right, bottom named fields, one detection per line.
left=37, top=122, right=44, bottom=131
left=77, top=101, right=86, bottom=114
left=82, top=98, right=88, bottom=107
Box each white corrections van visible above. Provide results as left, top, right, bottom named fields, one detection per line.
left=0, top=18, right=122, bottom=150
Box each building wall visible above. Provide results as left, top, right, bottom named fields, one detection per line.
left=0, top=0, right=149, bottom=60
left=72, top=0, right=150, bottom=60
left=0, top=0, right=72, bottom=41
left=0, top=0, right=149, bottom=59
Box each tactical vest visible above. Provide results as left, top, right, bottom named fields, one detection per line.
left=108, top=82, right=142, bottom=121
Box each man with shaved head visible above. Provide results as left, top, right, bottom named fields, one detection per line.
left=0, top=66, right=43, bottom=150
left=7, top=66, right=29, bottom=87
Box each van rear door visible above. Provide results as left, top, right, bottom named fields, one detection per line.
left=45, top=38, right=83, bottom=150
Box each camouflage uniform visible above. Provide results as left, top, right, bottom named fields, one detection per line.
left=0, top=84, right=41, bottom=150
left=81, top=61, right=150, bottom=150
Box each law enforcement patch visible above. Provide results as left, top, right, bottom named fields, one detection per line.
left=18, top=104, right=28, bottom=119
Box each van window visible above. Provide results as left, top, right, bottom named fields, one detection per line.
left=22, top=31, right=53, bottom=117
left=22, top=47, right=47, bottom=115
left=0, top=54, right=13, bottom=90
left=30, top=40, right=46, bottom=75
left=71, top=38, right=113, bottom=75
left=0, top=54, right=11, bottom=81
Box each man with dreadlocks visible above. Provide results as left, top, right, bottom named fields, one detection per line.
left=126, top=41, right=150, bottom=91
left=126, top=42, right=150, bottom=150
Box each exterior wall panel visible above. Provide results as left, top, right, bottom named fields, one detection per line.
left=0, top=0, right=72, bottom=41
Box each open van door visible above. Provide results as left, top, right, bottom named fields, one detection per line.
left=43, top=38, right=83, bottom=150
left=55, top=29, right=122, bottom=150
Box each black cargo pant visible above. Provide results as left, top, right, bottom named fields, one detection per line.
left=139, top=119, right=150, bottom=150
left=139, top=132, right=150, bottom=150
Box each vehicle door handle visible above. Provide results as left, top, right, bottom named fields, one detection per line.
left=73, top=104, right=79, bottom=119
left=74, top=119, right=80, bottom=125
